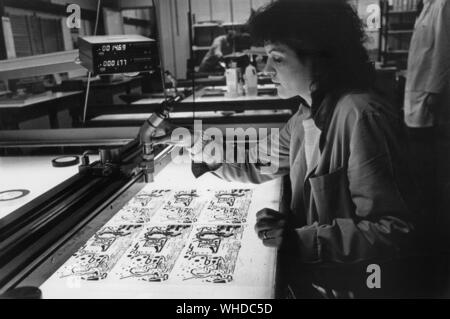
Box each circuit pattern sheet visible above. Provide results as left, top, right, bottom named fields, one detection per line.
left=44, top=187, right=253, bottom=287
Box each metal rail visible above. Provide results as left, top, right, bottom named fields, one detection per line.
left=0, top=144, right=176, bottom=293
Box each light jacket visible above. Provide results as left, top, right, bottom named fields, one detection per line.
left=202, top=91, right=424, bottom=266
left=404, top=0, right=450, bottom=127
left=198, top=35, right=233, bottom=73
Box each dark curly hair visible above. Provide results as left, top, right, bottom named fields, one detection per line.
left=248, top=0, right=375, bottom=110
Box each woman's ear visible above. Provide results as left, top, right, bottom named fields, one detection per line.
left=309, top=81, right=318, bottom=95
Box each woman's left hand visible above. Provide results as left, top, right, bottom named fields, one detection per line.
left=255, top=208, right=287, bottom=248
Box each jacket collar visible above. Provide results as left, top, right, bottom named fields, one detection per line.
left=310, top=90, right=344, bottom=151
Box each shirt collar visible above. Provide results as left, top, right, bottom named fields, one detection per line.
left=298, top=102, right=312, bottom=120
left=296, top=92, right=341, bottom=130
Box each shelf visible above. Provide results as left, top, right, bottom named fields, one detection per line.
left=384, top=50, right=409, bottom=55
left=222, top=22, right=246, bottom=27
left=388, top=10, right=417, bottom=14
left=193, top=22, right=221, bottom=28
left=193, top=22, right=245, bottom=28
left=387, top=30, right=414, bottom=34
left=380, top=3, right=416, bottom=69
left=192, top=46, right=211, bottom=51
left=192, top=46, right=266, bottom=54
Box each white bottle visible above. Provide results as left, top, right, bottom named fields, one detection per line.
left=244, top=63, right=258, bottom=97
left=225, top=62, right=239, bottom=98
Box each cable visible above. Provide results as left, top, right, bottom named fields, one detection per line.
left=151, top=0, right=169, bottom=104
left=188, top=0, right=196, bottom=120
left=93, top=0, right=101, bottom=36
left=82, top=73, right=92, bottom=124
left=82, top=0, right=102, bottom=125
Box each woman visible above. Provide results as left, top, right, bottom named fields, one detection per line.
left=190, top=0, right=428, bottom=298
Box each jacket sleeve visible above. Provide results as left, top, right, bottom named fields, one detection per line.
left=195, top=118, right=293, bottom=184
left=291, top=111, right=418, bottom=264
left=212, top=36, right=225, bottom=57
left=425, top=0, right=450, bottom=94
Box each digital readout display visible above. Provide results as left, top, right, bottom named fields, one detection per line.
left=98, top=44, right=127, bottom=52
left=99, top=59, right=128, bottom=67
left=97, top=57, right=153, bottom=73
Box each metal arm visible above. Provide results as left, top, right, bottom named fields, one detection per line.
left=78, top=94, right=184, bottom=182
left=138, top=93, right=184, bottom=182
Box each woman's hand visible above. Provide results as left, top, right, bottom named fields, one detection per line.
left=152, top=129, right=224, bottom=168
left=186, top=131, right=224, bottom=168
left=255, top=208, right=287, bottom=248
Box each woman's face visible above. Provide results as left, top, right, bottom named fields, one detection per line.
left=264, top=42, right=313, bottom=103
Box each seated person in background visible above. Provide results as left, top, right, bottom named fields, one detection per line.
left=190, top=0, right=432, bottom=298
left=198, top=30, right=237, bottom=73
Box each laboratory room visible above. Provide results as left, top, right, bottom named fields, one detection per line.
left=0, top=0, right=449, bottom=300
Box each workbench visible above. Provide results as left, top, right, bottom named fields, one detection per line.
left=40, top=160, right=281, bottom=298
left=0, top=91, right=83, bottom=130
left=0, top=149, right=282, bottom=299
left=86, top=84, right=298, bottom=127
